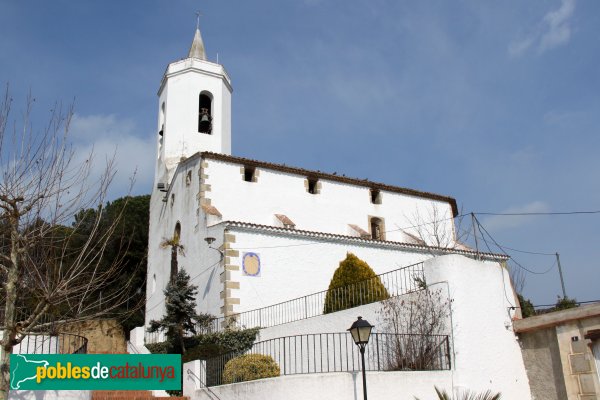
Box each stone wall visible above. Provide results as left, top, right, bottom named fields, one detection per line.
left=60, top=319, right=126, bottom=354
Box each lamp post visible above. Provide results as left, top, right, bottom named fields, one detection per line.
left=348, top=316, right=374, bottom=400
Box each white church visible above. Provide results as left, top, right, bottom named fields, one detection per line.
left=137, top=26, right=534, bottom=400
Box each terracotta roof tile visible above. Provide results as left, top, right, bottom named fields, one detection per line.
left=217, top=220, right=508, bottom=261
left=275, top=214, right=295, bottom=227
left=201, top=204, right=222, bottom=217
left=348, top=224, right=371, bottom=239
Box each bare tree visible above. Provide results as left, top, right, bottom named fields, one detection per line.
left=378, top=279, right=451, bottom=370
left=402, top=202, right=465, bottom=253
left=0, top=89, right=135, bottom=399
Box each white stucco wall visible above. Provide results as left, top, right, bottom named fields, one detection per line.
left=424, top=254, right=530, bottom=399
left=204, top=158, right=455, bottom=246
left=239, top=255, right=530, bottom=399
left=222, top=227, right=434, bottom=316
left=146, top=156, right=224, bottom=326
left=257, top=302, right=382, bottom=342
left=190, top=371, right=453, bottom=400
left=257, top=255, right=531, bottom=400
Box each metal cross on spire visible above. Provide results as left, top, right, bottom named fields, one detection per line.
left=195, top=11, right=202, bottom=30
left=188, top=10, right=207, bottom=60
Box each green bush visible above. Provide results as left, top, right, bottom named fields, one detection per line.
left=222, top=354, right=280, bottom=384
left=145, top=327, right=260, bottom=363
left=518, top=294, right=535, bottom=318
left=554, top=296, right=577, bottom=311
left=323, top=253, right=389, bottom=314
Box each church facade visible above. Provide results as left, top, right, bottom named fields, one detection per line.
left=145, top=26, right=487, bottom=323
left=142, top=27, right=534, bottom=399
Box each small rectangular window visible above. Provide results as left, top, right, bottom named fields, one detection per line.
left=243, top=166, right=256, bottom=182
left=307, top=178, right=319, bottom=194
left=369, top=216, right=385, bottom=240
left=370, top=188, right=382, bottom=204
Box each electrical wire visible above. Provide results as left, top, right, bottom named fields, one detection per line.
left=456, top=225, right=556, bottom=258
left=475, top=217, right=557, bottom=275
left=145, top=259, right=222, bottom=314
left=474, top=210, right=600, bottom=216
left=496, top=245, right=555, bottom=256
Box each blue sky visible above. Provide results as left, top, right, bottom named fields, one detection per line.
left=1, top=0, right=598, bottom=306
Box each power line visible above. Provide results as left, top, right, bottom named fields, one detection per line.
left=474, top=217, right=557, bottom=275
left=456, top=225, right=556, bottom=257
left=474, top=210, right=600, bottom=216
left=498, top=245, right=555, bottom=256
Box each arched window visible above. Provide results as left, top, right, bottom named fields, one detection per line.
left=198, top=92, right=213, bottom=134
left=159, top=102, right=165, bottom=137
left=370, top=217, right=385, bottom=240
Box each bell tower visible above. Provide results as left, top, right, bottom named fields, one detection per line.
left=155, top=24, right=232, bottom=187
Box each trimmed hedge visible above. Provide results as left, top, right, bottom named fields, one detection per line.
left=323, top=253, right=389, bottom=314
left=222, top=354, right=280, bottom=384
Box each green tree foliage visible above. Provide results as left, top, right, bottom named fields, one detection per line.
left=517, top=294, right=535, bottom=318
left=415, top=386, right=501, bottom=400
left=147, top=269, right=214, bottom=354
left=554, top=296, right=578, bottom=311
left=323, top=253, right=389, bottom=314
left=71, top=195, right=150, bottom=332
left=222, top=354, right=280, bottom=384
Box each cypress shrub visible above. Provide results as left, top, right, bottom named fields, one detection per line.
left=323, top=253, right=389, bottom=314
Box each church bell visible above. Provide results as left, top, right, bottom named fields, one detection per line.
left=199, top=107, right=212, bottom=134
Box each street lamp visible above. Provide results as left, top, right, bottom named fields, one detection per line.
left=348, top=316, right=374, bottom=400
left=204, top=236, right=224, bottom=260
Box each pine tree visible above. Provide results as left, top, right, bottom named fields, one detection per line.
left=148, top=269, right=213, bottom=353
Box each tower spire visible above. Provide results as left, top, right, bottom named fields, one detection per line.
left=188, top=12, right=207, bottom=60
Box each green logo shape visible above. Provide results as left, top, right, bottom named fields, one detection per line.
left=10, top=354, right=181, bottom=390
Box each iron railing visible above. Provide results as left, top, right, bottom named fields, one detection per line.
left=210, top=261, right=424, bottom=330
left=203, top=331, right=450, bottom=386
left=10, top=332, right=88, bottom=355
left=145, top=262, right=425, bottom=344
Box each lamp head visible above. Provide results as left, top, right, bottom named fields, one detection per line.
left=348, top=316, right=374, bottom=345
left=204, top=237, right=216, bottom=245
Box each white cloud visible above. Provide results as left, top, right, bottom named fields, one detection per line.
left=508, top=0, right=576, bottom=57
left=69, top=113, right=154, bottom=199
left=482, top=201, right=551, bottom=232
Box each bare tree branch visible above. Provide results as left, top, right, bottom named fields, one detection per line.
left=0, top=88, right=135, bottom=400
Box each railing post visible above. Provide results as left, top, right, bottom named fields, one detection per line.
left=283, top=337, right=287, bottom=376
left=445, top=336, right=451, bottom=369
left=376, top=333, right=380, bottom=371
left=304, top=296, right=308, bottom=319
